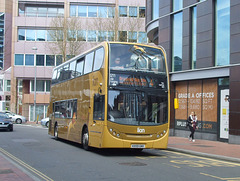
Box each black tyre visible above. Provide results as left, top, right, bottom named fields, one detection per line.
left=82, top=127, right=89, bottom=151
left=16, top=118, right=22, bottom=124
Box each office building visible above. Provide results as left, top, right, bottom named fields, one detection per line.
left=10, top=0, right=146, bottom=121
left=146, top=0, right=240, bottom=144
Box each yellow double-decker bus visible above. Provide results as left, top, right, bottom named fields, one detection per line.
left=48, top=42, right=169, bottom=150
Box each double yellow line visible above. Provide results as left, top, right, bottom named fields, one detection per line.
left=0, top=147, right=53, bottom=181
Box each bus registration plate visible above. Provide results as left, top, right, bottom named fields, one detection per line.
left=131, top=144, right=145, bottom=149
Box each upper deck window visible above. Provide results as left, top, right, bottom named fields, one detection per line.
left=109, top=43, right=166, bottom=74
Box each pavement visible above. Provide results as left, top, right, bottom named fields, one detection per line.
left=1, top=122, right=240, bottom=180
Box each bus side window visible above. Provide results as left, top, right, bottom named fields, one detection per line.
left=76, top=57, right=84, bottom=77
left=62, top=64, right=70, bottom=81
left=52, top=70, right=58, bottom=84
left=84, top=51, right=94, bottom=74
left=93, top=94, right=105, bottom=120
left=93, top=47, right=104, bottom=71
left=69, top=61, right=76, bottom=79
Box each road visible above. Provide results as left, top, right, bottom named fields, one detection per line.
left=0, top=124, right=240, bottom=181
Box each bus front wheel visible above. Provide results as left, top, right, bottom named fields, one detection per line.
left=82, top=127, right=89, bottom=151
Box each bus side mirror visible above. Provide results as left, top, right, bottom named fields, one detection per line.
left=174, top=98, right=179, bottom=109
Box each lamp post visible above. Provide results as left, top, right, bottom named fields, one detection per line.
left=32, top=47, right=37, bottom=123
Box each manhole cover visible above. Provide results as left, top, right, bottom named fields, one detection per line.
left=119, top=162, right=147, bottom=166
left=0, top=169, right=14, bottom=174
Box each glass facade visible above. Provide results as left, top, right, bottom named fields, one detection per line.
left=0, top=13, right=4, bottom=70
left=19, top=4, right=64, bottom=17
left=173, top=0, right=183, bottom=11
left=15, top=54, right=64, bottom=66
left=192, top=7, right=197, bottom=69
left=30, top=104, right=48, bottom=121
left=172, top=12, right=183, bottom=71
left=215, top=0, right=230, bottom=66
left=18, top=28, right=147, bottom=43
left=152, top=0, right=159, bottom=20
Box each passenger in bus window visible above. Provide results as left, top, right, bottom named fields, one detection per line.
left=111, top=58, right=124, bottom=68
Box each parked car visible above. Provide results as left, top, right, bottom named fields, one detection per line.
left=3, top=111, right=27, bottom=124
left=41, top=117, right=49, bottom=127
left=0, top=112, right=13, bottom=131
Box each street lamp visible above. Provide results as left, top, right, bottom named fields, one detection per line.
left=32, top=47, right=37, bottom=123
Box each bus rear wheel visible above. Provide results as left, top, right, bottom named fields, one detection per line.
left=82, top=127, right=89, bottom=151
left=54, top=123, right=58, bottom=139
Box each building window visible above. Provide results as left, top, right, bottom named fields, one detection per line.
left=98, top=6, right=108, bottom=18
left=47, top=30, right=56, bottom=41
left=18, top=29, right=25, bottom=40
left=70, top=5, right=77, bottom=17
left=129, top=6, right=137, bottom=17
left=56, top=55, right=63, bottom=66
left=119, top=31, right=127, bottom=42
left=128, top=32, right=137, bottom=42
left=108, top=31, right=114, bottom=41
left=36, top=30, right=46, bottom=41
left=98, top=31, right=107, bottom=42
left=30, top=104, right=48, bottom=122
left=26, top=29, right=35, bottom=41
left=46, top=55, right=55, bottom=66
left=5, top=80, right=11, bottom=92
left=215, top=0, right=230, bottom=66
left=15, top=54, right=24, bottom=65
left=38, top=7, right=47, bottom=17
left=36, top=55, right=44, bottom=66
left=25, top=54, right=34, bottom=66
left=67, top=30, right=76, bottom=41
left=191, top=6, right=197, bottom=69
left=138, top=32, right=147, bottom=43
left=88, top=30, right=97, bottom=42
left=20, top=5, right=64, bottom=17
left=78, top=6, right=87, bottom=17
left=152, top=0, right=159, bottom=20
left=172, top=12, right=183, bottom=71
left=88, top=6, right=97, bottom=17
left=108, top=7, right=115, bottom=18
left=173, top=0, right=183, bottom=12
left=26, top=7, right=37, bottom=17
left=77, top=30, right=86, bottom=41
left=31, top=80, right=51, bottom=92
left=119, top=6, right=127, bottom=17
left=139, top=7, right=145, bottom=18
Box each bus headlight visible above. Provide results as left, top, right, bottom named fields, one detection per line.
left=109, top=128, right=121, bottom=138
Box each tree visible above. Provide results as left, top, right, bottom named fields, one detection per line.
left=48, top=16, right=85, bottom=63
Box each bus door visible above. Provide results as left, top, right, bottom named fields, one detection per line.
left=90, top=94, right=105, bottom=147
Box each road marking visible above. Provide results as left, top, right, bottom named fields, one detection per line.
left=170, top=159, right=237, bottom=168
left=0, top=147, right=53, bottom=181
left=163, top=150, right=240, bottom=167
left=200, top=173, right=240, bottom=181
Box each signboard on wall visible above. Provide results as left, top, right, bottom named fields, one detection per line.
left=220, top=89, right=229, bottom=139
left=175, top=79, right=218, bottom=133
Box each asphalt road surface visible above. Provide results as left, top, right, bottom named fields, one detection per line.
left=0, top=124, right=240, bottom=181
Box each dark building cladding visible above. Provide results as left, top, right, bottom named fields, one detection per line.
left=146, top=0, right=240, bottom=144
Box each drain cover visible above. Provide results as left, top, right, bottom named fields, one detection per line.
left=119, top=162, right=147, bottom=166
left=0, top=169, right=14, bottom=174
